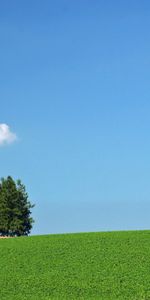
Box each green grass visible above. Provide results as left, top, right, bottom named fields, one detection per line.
left=1, top=230, right=150, bottom=299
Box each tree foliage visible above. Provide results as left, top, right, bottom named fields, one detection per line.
left=0, top=176, right=34, bottom=236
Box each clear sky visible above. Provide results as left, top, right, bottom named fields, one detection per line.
left=1, top=1, right=150, bottom=235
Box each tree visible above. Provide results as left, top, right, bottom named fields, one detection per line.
left=0, top=176, right=34, bottom=236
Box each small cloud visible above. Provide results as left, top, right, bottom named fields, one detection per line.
left=0, top=124, right=17, bottom=146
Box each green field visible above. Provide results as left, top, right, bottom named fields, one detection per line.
left=1, top=230, right=150, bottom=299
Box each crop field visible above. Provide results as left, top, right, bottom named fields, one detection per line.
left=1, top=231, right=150, bottom=299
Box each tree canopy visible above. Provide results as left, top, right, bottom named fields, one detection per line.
left=0, top=176, right=34, bottom=236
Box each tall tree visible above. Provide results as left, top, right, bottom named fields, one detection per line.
left=0, top=176, right=34, bottom=236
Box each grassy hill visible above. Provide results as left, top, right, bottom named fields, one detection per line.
left=1, top=230, right=150, bottom=299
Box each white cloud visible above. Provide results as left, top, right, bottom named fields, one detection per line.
left=0, top=124, right=17, bottom=146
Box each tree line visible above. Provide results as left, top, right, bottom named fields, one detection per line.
left=0, top=176, right=34, bottom=237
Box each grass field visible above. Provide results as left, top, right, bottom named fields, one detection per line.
left=1, top=230, right=150, bottom=299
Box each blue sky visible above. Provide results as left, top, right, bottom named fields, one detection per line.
left=1, top=1, right=150, bottom=234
